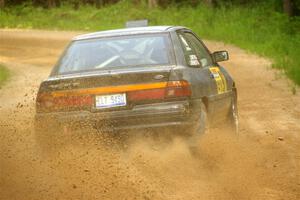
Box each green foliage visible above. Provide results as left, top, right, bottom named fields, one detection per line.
left=0, top=1, right=299, bottom=85
left=0, top=65, right=9, bottom=88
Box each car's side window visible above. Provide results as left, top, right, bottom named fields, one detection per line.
left=178, top=33, right=201, bottom=67
left=178, top=31, right=213, bottom=67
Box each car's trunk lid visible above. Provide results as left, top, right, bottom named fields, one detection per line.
left=36, top=66, right=174, bottom=113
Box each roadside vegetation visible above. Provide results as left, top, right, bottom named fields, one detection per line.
left=0, top=0, right=299, bottom=85
left=0, top=65, right=9, bottom=88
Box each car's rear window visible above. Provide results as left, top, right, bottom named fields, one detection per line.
left=55, top=34, right=171, bottom=75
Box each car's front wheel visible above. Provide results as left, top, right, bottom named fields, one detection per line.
left=227, top=90, right=239, bottom=134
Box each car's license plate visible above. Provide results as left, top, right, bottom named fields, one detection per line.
left=95, top=93, right=127, bottom=109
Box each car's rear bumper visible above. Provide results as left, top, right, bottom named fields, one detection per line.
left=35, top=100, right=201, bottom=132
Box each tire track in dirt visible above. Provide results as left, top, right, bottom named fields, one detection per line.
left=0, top=29, right=299, bottom=200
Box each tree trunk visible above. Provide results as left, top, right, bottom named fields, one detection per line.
left=148, top=0, right=158, bottom=8
left=47, top=0, right=56, bottom=8
left=55, top=0, right=61, bottom=7
left=0, top=0, right=5, bottom=9
left=203, top=0, right=214, bottom=7
left=95, top=0, right=103, bottom=9
left=73, top=1, right=80, bottom=10
left=283, top=0, right=293, bottom=16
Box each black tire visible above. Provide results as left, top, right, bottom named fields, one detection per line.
left=187, top=101, right=208, bottom=150
left=228, top=90, right=239, bottom=134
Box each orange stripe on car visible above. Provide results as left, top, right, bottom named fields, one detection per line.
left=51, top=82, right=168, bottom=97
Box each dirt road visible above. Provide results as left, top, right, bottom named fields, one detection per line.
left=0, top=29, right=299, bottom=200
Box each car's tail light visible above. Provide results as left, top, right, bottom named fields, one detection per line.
left=53, top=95, right=93, bottom=107
left=128, top=80, right=191, bottom=101
left=128, top=88, right=165, bottom=101
left=165, top=80, right=191, bottom=99
left=36, top=92, right=93, bottom=111
left=36, top=92, right=53, bottom=109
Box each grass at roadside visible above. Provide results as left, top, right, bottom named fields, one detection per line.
left=0, top=65, right=9, bottom=88
left=0, top=1, right=299, bottom=85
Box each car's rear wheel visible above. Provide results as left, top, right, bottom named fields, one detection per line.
left=186, top=101, right=208, bottom=151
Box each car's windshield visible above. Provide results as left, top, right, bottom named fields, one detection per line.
left=56, top=34, right=171, bottom=74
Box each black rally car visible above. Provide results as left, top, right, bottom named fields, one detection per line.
left=35, top=25, right=238, bottom=145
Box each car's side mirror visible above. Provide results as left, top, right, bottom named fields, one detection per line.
left=212, top=51, right=229, bottom=62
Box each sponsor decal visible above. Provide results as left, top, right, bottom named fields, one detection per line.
left=179, top=35, right=192, bottom=51
left=189, top=54, right=200, bottom=66
left=209, top=67, right=227, bottom=94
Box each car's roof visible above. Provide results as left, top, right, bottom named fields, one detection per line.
left=73, top=26, right=186, bottom=41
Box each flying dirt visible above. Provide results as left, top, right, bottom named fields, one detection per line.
left=0, top=29, right=300, bottom=200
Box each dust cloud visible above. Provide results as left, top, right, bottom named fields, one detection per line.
left=0, top=110, right=269, bottom=200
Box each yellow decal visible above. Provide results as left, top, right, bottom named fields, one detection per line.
left=209, top=67, right=227, bottom=94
